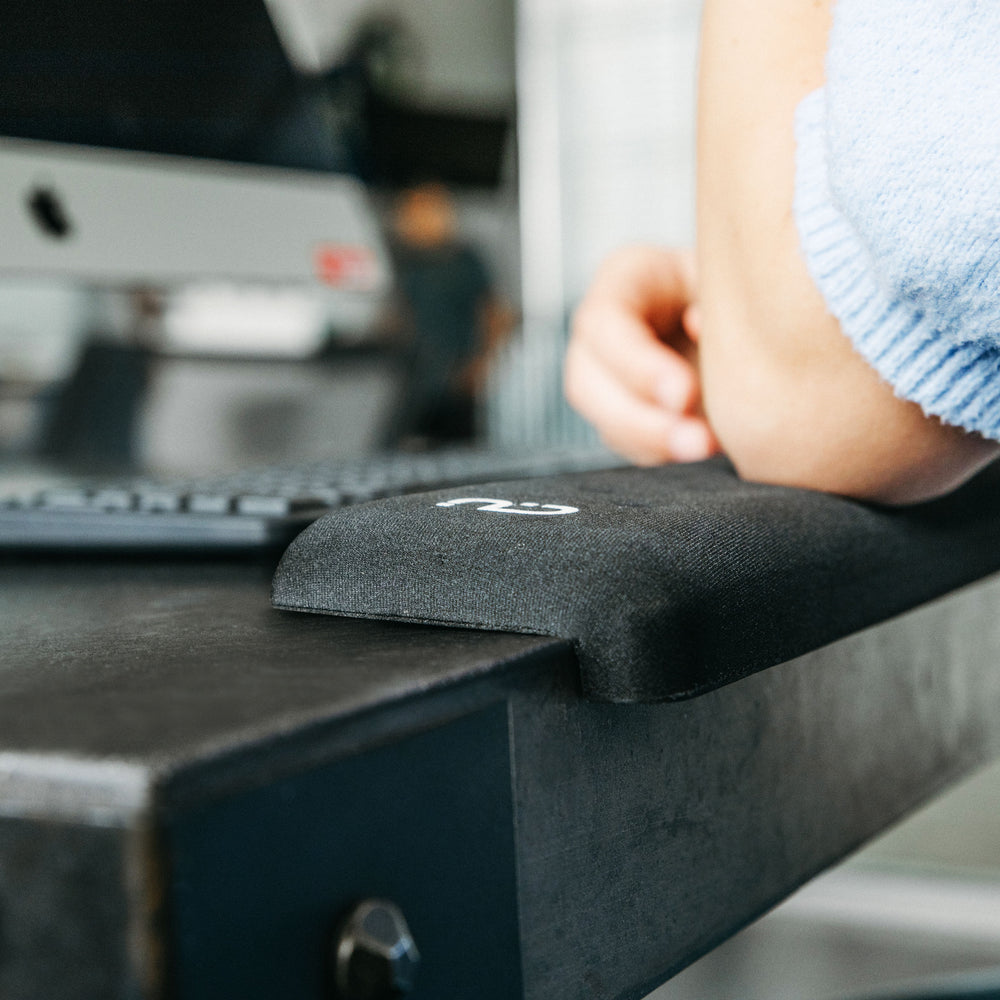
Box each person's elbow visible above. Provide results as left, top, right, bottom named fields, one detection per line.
left=699, top=328, right=1000, bottom=507
left=721, top=412, right=997, bottom=507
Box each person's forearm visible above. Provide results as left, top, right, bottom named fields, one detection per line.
left=694, top=0, right=997, bottom=504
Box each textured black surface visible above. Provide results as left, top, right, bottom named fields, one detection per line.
left=273, top=457, right=1000, bottom=702
left=5, top=546, right=1000, bottom=998
left=0, top=557, right=544, bottom=999
left=0, top=557, right=564, bottom=768
left=0, top=819, right=138, bottom=1000
left=508, top=576, right=1000, bottom=999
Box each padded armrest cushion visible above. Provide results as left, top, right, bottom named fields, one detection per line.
left=272, top=458, right=1000, bottom=702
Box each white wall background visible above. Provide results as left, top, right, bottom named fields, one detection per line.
left=496, top=0, right=701, bottom=448
left=518, top=0, right=701, bottom=328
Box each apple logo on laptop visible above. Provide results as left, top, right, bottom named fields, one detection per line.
left=26, top=185, right=74, bottom=239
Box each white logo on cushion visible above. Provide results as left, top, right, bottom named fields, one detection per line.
left=436, top=497, right=579, bottom=516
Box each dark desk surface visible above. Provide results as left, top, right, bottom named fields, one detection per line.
left=0, top=557, right=562, bottom=767
left=3, top=556, right=1000, bottom=1000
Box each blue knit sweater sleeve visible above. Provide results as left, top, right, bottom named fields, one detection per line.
left=794, top=0, right=1000, bottom=439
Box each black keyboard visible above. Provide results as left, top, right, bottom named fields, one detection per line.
left=0, top=448, right=616, bottom=551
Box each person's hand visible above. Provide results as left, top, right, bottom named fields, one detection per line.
left=564, top=246, right=719, bottom=464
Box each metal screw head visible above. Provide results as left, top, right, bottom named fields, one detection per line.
left=333, top=899, right=421, bottom=1000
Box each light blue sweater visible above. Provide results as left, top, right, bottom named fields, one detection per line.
left=794, top=0, right=1000, bottom=439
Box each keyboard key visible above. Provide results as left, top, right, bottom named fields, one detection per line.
left=137, top=491, right=182, bottom=513
left=39, top=488, right=91, bottom=509
left=235, top=495, right=328, bottom=517
left=187, top=494, right=234, bottom=515
left=91, top=489, right=135, bottom=511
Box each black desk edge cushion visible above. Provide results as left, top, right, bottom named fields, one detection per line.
left=271, top=457, right=1000, bottom=703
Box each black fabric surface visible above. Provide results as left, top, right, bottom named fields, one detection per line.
left=271, top=458, right=1000, bottom=703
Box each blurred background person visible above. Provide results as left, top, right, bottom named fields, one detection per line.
left=383, top=181, right=512, bottom=448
